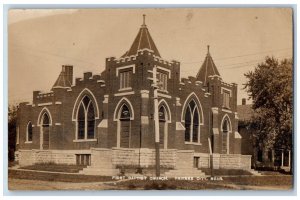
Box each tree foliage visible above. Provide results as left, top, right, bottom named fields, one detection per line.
left=244, top=57, right=293, bottom=150
left=8, top=104, right=18, bottom=161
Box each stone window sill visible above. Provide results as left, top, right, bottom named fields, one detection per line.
left=118, top=87, right=132, bottom=92
left=73, top=139, right=97, bottom=143
left=222, top=108, right=232, bottom=113
left=25, top=141, right=33, bottom=144
left=158, top=89, right=168, bottom=94
left=185, top=142, right=202, bottom=146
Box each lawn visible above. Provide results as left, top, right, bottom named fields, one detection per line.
left=20, top=163, right=86, bottom=173
left=9, top=169, right=112, bottom=182
left=200, top=168, right=253, bottom=176
left=114, top=176, right=293, bottom=190
left=8, top=169, right=293, bottom=190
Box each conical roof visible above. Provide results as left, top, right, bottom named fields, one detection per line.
left=52, top=66, right=72, bottom=88
left=196, top=46, right=221, bottom=85
left=121, top=15, right=161, bottom=58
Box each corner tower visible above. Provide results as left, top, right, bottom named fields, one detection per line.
left=196, top=45, right=221, bottom=86
left=121, top=14, right=161, bottom=58
left=104, top=15, right=181, bottom=149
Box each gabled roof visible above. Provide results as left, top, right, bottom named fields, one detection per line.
left=52, top=69, right=72, bottom=88
left=121, top=15, right=161, bottom=58
left=196, top=46, right=221, bottom=86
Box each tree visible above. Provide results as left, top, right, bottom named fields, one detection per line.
left=244, top=57, right=293, bottom=169
left=8, top=104, right=18, bottom=161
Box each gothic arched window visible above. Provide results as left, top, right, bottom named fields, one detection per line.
left=221, top=118, right=230, bottom=154
left=26, top=121, right=33, bottom=142
left=119, top=104, right=131, bottom=148
left=184, top=99, right=200, bottom=143
left=120, top=104, right=131, bottom=120
left=77, top=96, right=95, bottom=140
left=42, top=113, right=50, bottom=127
left=159, top=106, right=166, bottom=122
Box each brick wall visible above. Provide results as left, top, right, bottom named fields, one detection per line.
left=17, top=49, right=241, bottom=161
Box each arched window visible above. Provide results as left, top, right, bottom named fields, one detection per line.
left=119, top=104, right=131, bottom=148
left=159, top=106, right=167, bottom=148
left=42, top=113, right=50, bottom=149
left=77, top=96, right=95, bottom=140
left=184, top=99, right=200, bottom=143
left=221, top=118, right=230, bottom=154
left=120, top=104, right=131, bottom=120
left=42, top=113, right=50, bottom=127
left=159, top=106, right=166, bottom=122
left=26, top=122, right=33, bottom=142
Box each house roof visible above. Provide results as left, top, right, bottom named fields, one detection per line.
left=52, top=70, right=72, bottom=88
left=121, top=15, right=161, bottom=58
left=237, top=104, right=255, bottom=121
left=196, top=46, right=221, bottom=86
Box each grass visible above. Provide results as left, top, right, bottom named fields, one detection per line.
left=116, top=179, right=234, bottom=190
left=8, top=169, right=293, bottom=190
left=116, top=176, right=293, bottom=190
left=200, top=168, right=253, bottom=176
left=20, top=163, right=86, bottom=173
left=9, top=169, right=112, bottom=182
left=222, top=176, right=293, bottom=186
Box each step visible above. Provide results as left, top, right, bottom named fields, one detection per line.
left=248, top=169, right=262, bottom=176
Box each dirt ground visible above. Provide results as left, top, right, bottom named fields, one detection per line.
left=7, top=168, right=293, bottom=191
left=8, top=178, right=124, bottom=190
left=8, top=177, right=293, bottom=191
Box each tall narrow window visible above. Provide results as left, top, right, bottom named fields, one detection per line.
left=42, top=113, right=50, bottom=149
left=78, top=104, right=85, bottom=139
left=120, top=70, right=131, bottom=89
left=192, top=108, right=199, bottom=143
left=42, top=113, right=50, bottom=127
left=223, top=90, right=230, bottom=108
left=26, top=122, right=33, bottom=142
left=184, top=107, right=191, bottom=142
left=119, top=104, right=131, bottom=148
left=77, top=96, right=95, bottom=140
left=157, top=72, right=168, bottom=91
left=184, top=99, right=201, bottom=143
left=222, top=118, right=229, bottom=154
left=159, top=106, right=166, bottom=148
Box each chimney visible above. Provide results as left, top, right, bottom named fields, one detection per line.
left=62, top=65, right=73, bottom=85
left=242, top=98, right=246, bottom=105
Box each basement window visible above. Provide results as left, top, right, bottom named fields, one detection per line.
left=193, top=157, right=200, bottom=168
left=76, top=154, right=91, bottom=166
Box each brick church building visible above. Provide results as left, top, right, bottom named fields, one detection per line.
left=15, top=16, right=251, bottom=176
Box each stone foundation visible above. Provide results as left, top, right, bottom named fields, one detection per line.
left=194, top=153, right=251, bottom=170
left=112, top=148, right=176, bottom=168
left=17, top=149, right=91, bottom=166
left=16, top=148, right=251, bottom=171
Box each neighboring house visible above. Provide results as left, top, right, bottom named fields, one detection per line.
left=15, top=16, right=251, bottom=175
left=237, top=99, right=291, bottom=171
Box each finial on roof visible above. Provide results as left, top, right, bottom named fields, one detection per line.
left=207, top=45, right=210, bottom=54
left=143, top=14, right=146, bottom=26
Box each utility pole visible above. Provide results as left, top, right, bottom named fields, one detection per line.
left=148, top=65, right=160, bottom=177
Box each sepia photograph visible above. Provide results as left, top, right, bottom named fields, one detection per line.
left=7, top=7, right=294, bottom=191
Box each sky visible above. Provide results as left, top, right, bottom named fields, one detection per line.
left=8, top=8, right=293, bottom=105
